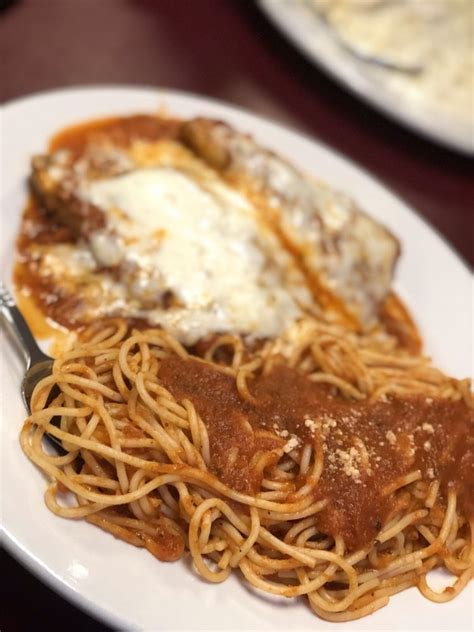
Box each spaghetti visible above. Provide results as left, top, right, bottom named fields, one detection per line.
left=20, top=317, right=473, bottom=621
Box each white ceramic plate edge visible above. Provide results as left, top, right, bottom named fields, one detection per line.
left=1, top=524, right=134, bottom=631
left=258, top=0, right=474, bottom=155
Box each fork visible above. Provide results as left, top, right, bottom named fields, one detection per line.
left=0, top=282, right=56, bottom=417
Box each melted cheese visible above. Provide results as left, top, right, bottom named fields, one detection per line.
left=82, top=167, right=301, bottom=344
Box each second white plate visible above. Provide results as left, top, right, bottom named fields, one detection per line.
left=259, top=0, right=474, bottom=155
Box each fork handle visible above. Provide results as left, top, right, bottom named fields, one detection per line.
left=0, top=284, right=49, bottom=368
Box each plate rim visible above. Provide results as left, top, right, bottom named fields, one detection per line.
left=1, top=525, right=132, bottom=631
left=258, top=0, right=474, bottom=156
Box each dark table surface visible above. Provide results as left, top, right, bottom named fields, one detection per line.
left=1, top=0, right=472, bottom=630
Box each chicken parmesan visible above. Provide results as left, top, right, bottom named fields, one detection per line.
left=15, top=114, right=415, bottom=348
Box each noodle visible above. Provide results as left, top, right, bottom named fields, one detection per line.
left=20, top=317, right=473, bottom=621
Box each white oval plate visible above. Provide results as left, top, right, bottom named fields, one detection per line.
left=258, top=0, right=474, bottom=155
left=1, top=87, right=472, bottom=631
